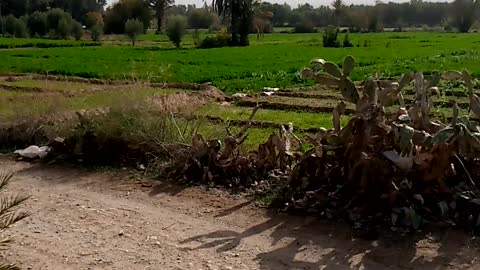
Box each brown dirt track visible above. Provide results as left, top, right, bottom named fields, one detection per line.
left=0, top=157, right=479, bottom=270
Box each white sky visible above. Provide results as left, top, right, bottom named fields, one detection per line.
left=106, top=0, right=450, bottom=8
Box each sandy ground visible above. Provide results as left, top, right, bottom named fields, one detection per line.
left=0, top=157, right=480, bottom=270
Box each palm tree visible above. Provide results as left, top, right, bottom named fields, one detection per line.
left=332, top=0, right=345, bottom=27
left=0, top=173, right=29, bottom=270
left=149, top=0, right=175, bottom=33
left=212, top=0, right=256, bottom=46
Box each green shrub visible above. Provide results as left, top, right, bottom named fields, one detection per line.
left=322, top=26, right=340, bottom=48
left=293, top=20, right=315, bottom=33
left=57, top=18, right=72, bottom=39
left=343, top=33, right=353, bottom=47
left=90, top=24, right=103, bottom=41
left=4, top=15, right=28, bottom=38
left=28, top=11, right=48, bottom=36
left=72, top=20, right=83, bottom=41
left=166, top=15, right=187, bottom=48
left=125, top=19, right=144, bottom=46
left=198, top=29, right=230, bottom=48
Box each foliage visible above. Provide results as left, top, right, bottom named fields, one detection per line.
left=0, top=173, right=29, bottom=270
left=343, top=32, right=353, bottom=47
left=27, top=11, right=48, bottom=37
left=71, top=20, right=84, bottom=41
left=104, top=0, right=152, bottom=34
left=322, top=26, right=340, bottom=48
left=90, top=24, right=103, bottom=42
left=293, top=20, right=315, bottom=33
left=148, top=0, right=175, bottom=32
left=187, top=8, right=217, bottom=29
left=125, top=18, right=144, bottom=46
left=85, top=11, right=104, bottom=29
left=197, top=29, right=230, bottom=48
left=166, top=15, right=187, bottom=48
left=57, top=18, right=72, bottom=40
left=212, top=0, right=255, bottom=46
left=451, top=0, right=479, bottom=32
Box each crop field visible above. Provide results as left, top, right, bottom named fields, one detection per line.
left=1, top=32, right=480, bottom=149
left=1, top=32, right=480, bottom=93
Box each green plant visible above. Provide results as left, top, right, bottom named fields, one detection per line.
left=322, top=26, right=340, bottom=48
left=0, top=173, right=29, bottom=270
left=85, top=12, right=104, bottom=29
left=90, top=25, right=103, bottom=42
left=293, top=20, right=315, bottom=33
left=57, top=18, right=72, bottom=40
left=27, top=11, right=48, bottom=37
left=71, top=21, right=83, bottom=41
left=125, top=19, right=144, bottom=46
left=166, top=15, right=187, bottom=48
left=342, top=33, right=353, bottom=47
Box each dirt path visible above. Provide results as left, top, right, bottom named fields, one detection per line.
left=1, top=158, right=479, bottom=270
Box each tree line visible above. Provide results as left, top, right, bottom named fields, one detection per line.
left=0, top=0, right=479, bottom=45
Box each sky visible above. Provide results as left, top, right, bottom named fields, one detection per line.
left=106, top=0, right=450, bottom=8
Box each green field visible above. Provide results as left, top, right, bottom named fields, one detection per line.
left=1, top=32, right=480, bottom=93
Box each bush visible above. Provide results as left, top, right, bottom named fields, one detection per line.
left=293, top=20, right=315, bottom=33
left=166, top=15, right=187, bottom=48
left=198, top=29, right=230, bottom=49
left=57, top=18, right=72, bottom=39
left=322, top=26, right=340, bottom=48
left=72, top=20, right=83, bottom=41
left=28, top=11, right=48, bottom=36
left=90, top=24, right=103, bottom=41
left=343, top=33, right=353, bottom=47
left=125, top=19, right=144, bottom=46
left=46, top=8, right=69, bottom=31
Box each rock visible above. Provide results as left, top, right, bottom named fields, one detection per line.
left=232, top=93, right=247, bottom=98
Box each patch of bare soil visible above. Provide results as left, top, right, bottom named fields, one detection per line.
left=0, top=157, right=479, bottom=270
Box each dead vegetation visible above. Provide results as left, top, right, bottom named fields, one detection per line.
left=5, top=57, right=480, bottom=237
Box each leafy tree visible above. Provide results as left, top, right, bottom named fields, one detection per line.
left=104, top=0, right=152, bottom=34
left=451, top=0, right=479, bottom=32
left=27, top=11, right=48, bottom=36
left=57, top=17, right=72, bottom=39
left=187, top=8, right=216, bottom=29
left=149, top=0, right=175, bottom=33
left=212, top=0, right=256, bottom=46
left=72, top=20, right=83, bottom=40
left=85, top=11, right=104, bottom=29
left=332, top=0, right=345, bottom=26
left=125, top=18, right=143, bottom=46
left=166, top=14, right=187, bottom=47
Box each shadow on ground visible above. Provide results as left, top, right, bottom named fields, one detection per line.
left=181, top=208, right=480, bottom=270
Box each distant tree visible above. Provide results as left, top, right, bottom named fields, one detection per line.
left=71, top=20, right=83, bottom=40
left=104, top=0, right=152, bottom=34
left=451, top=0, right=479, bottom=32
left=187, top=8, right=216, bottom=29
left=85, top=11, right=104, bottom=29
left=57, top=17, right=72, bottom=39
left=4, top=15, right=28, bottom=37
left=271, top=3, right=291, bottom=27
left=27, top=11, right=48, bottom=36
left=125, top=18, right=143, bottom=46
left=166, top=15, right=187, bottom=47
left=212, top=0, right=256, bottom=46
left=149, top=0, right=175, bottom=33
left=332, top=0, right=345, bottom=26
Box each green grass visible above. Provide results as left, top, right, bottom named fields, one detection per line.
left=0, top=37, right=100, bottom=49
left=1, top=32, right=480, bottom=93
left=197, top=103, right=349, bottom=129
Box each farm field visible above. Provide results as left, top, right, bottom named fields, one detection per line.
left=1, top=32, right=480, bottom=93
